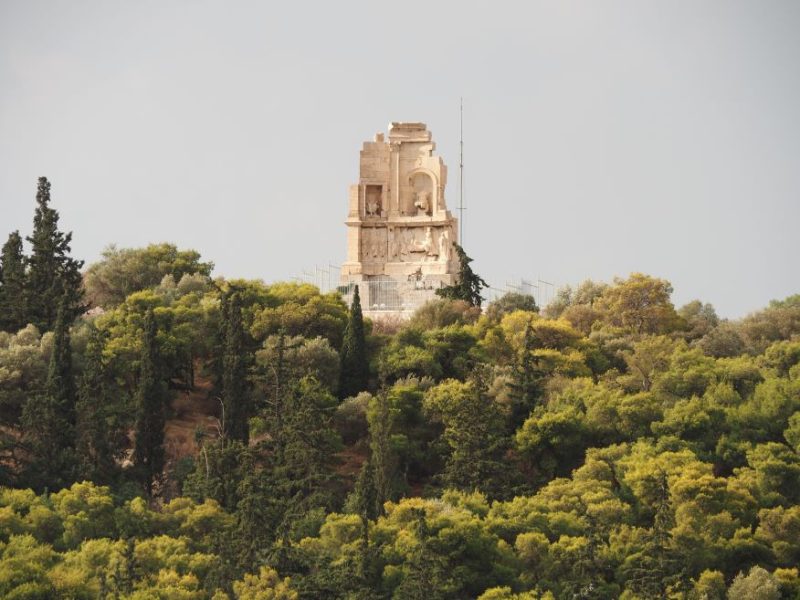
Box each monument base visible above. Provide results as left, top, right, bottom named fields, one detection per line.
left=340, top=273, right=453, bottom=319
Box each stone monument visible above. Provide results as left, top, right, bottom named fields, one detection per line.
left=341, top=122, right=458, bottom=316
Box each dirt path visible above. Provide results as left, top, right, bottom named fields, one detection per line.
left=164, top=375, right=220, bottom=466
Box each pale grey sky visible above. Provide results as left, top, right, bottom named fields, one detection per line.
left=1, top=1, right=798, bottom=317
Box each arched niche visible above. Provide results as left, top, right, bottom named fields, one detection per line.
left=407, top=168, right=438, bottom=216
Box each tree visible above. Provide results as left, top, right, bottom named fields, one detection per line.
left=392, top=508, right=450, bottom=600
left=507, top=322, right=542, bottom=430
left=678, top=300, right=719, bottom=341
left=45, top=293, right=76, bottom=427
left=133, top=309, right=168, bottom=496
left=255, top=334, right=340, bottom=396
left=83, top=243, right=213, bottom=308
left=353, top=453, right=380, bottom=584
left=233, top=566, right=298, bottom=600
left=727, top=566, right=781, bottom=600
left=222, top=292, right=250, bottom=443
left=485, top=292, right=538, bottom=322
left=75, top=326, right=119, bottom=483
left=0, top=231, right=27, bottom=333
left=339, top=285, right=369, bottom=399
left=25, top=177, right=85, bottom=331
left=270, top=377, right=342, bottom=539
left=424, top=379, right=510, bottom=497
left=21, top=296, right=76, bottom=489
left=595, top=273, right=679, bottom=335
left=436, top=244, right=488, bottom=308
left=622, top=469, right=685, bottom=598
left=367, top=393, right=398, bottom=512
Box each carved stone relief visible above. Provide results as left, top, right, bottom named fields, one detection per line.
left=360, top=227, right=387, bottom=261
left=380, top=226, right=454, bottom=263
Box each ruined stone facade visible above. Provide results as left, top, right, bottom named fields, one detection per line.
left=341, top=122, right=458, bottom=314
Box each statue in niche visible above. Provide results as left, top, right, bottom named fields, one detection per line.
left=438, top=228, right=451, bottom=261
left=366, top=198, right=379, bottom=216
left=365, top=185, right=382, bottom=217
left=414, top=190, right=431, bottom=216
left=409, top=172, right=433, bottom=216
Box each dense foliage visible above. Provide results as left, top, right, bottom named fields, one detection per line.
left=1, top=179, right=799, bottom=598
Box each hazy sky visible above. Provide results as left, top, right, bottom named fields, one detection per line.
left=1, top=1, right=798, bottom=317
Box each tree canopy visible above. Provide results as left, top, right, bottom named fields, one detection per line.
left=2, top=192, right=800, bottom=598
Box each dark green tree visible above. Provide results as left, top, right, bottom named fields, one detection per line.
left=75, top=325, right=119, bottom=483
left=21, top=295, right=76, bottom=489
left=354, top=453, right=380, bottom=586
left=0, top=231, right=27, bottom=332
left=25, top=177, right=85, bottom=331
left=507, top=322, right=542, bottom=430
left=271, top=377, right=342, bottom=540
left=133, top=309, right=167, bottom=496
left=222, top=292, right=250, bottom=443
left=339, top=285, right=369, bottom=399
left=425, top=378, right=512, bottom=498
left=235, top=450, right=280, bottom=573
left=184, top=435, right=246, bottom=511
left=624, top=471, right=686, bottom=598
left=367, top=393, right=397, bottom=513
left=435, top=244, right=488, bottom=308
left=392, top=508, right=450, bottom=600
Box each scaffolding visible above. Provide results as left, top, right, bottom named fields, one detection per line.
left=293, top=264, right=557, bottom=314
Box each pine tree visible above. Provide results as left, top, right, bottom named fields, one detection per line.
left=25, top=176, right=85, bottom=331
left=133, top=309, right=167, bottom=496
left=339, top=285, right=369, bottom=399
left=21, top=295, right=76, bottom=489
left=75, top=325, right=119, bottom=483
left=222, top=292, right=250, bottom=443
left=435, top=244, right=488, bottom=307
left=0, top=231, right=27, bottom=332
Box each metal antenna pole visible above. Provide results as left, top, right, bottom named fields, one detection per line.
left=459, top=97, right=465, bottom=245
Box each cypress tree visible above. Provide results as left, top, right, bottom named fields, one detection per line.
left=222, top=292, right=250, bottom=443
left=76, top=325, right=118, bottom=483
left=435, top=243, right=488, bottom=307
left=354, top=453, right=379, bottom=583
left=133, top=309, right=167, bottom=496
left=507, top=321, right=542, bottom=430
left=393, top=509, right=449, bottom=600
left=367, top=393, right=396, bottom=514
left=21, top=295, right=76, bottom=489
left=0, top=231, right=27, bottom=332
left=26, top=176, right=85, bottom=331
left=48, top=295, right=77, bottom=424
left=339, top=285, right=369, bottom=399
